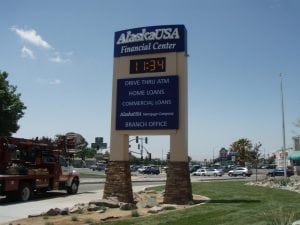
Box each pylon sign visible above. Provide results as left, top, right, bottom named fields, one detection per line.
left=113, top=25, right=187, bottom=132
left=105, top=25, right=190, bottom=204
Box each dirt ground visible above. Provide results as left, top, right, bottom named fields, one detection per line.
left=8, top=192, right=209, bottom=225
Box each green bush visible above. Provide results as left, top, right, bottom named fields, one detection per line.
left=131, top=210, right=140, bottom=217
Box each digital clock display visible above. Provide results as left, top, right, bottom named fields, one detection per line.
left=130, top=57, right=166, bottom=74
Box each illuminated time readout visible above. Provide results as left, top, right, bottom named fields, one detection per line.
left=130, top=57, right=166, bottom=74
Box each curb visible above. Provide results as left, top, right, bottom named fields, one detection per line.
left=81, top=179, right=166, bottom=185
left=80, top=176, right=248, bottom=185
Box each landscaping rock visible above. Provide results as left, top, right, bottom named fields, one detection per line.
left=292, top=220, right=300, bottom=225
left=87, top=204, right=106, bottom=212
left=101, top=216, right=120, bottom=221
left=148, top=206, right=163, bottom=214
left=89, top=199, right=119, bottom=208
left=61, top=207, right=70, bottom=215
left=247, top=178, right=300, bottom=194
left=119, top=202, right=137, bottom=210
left=137, top=196, right=158, bottom=208
left=69, top=203, right=86, bottom=213
left=28, top=213, right=42, bottom=218
left=46, top=208, right=61, bottom=216
left=97, top=209, right=106, bottom=213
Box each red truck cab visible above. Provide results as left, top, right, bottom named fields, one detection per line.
left=0, top=136, right=80, bottom=201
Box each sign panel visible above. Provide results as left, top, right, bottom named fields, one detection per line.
left=116, top=75, right=179, bottom=130
left=114, top=25, right=187, bottom=57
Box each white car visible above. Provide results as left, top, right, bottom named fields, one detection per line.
left=192, top=168, right=224, bottom=176
left=205, top=168, right=224, bottom=176
left=228, top=167, right=252, bottom=177
left=137, top=166, right=150, bottom=173
left=192, top=169, right=206, bottom=176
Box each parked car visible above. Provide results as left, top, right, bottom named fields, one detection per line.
left=142, top=166, right=160, bottom=175
left=189, top=165, right=201, bottom=173
left=192, top=168, right=224, bottom=176
left=130, top=165, right=141, bottom=172
left=192, top=168, right=206, bottom=176
left=228, top=167, right=252, bottom=177
left=89, top=164, right=97, bottom=170
left=137, top=166, right=149, bottom=173
left=205, top=168, right=224, bottom=176
left=267, top=167, right=294, bottom=177
left=90, top=163, right=106, bottom=171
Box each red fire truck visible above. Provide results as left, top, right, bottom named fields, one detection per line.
left=0, top=136, right=80, bottom=201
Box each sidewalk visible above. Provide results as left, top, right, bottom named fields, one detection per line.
left=80, top=173, right=246, bottom=185
left=0, top=184, right=159, bottom=225
left=81, top=174, right=167, bottom=184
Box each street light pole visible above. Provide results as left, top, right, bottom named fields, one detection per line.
left=280, top=73, right=287, bottom=178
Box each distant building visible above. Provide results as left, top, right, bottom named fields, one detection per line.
left=274, top=149, right=291, bottom=168
left=288, top=135, right=300, bottom=175
left=219, top=148, right=228, bottom=159
left=293, top=135, right=300, bottom=151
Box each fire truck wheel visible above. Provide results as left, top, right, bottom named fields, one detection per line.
left=67, top=180, right=79, bottom=194
left=19, top=183, right=32, bottom=202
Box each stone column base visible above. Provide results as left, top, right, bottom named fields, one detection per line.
left=164, top=161, right=193, bottom=204
left=103, top=161, right=133, bottom=203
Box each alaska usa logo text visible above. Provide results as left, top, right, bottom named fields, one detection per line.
left=116, top=28, right=180, bottom=45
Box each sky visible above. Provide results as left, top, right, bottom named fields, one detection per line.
left=1, top=0, right=300, bottom=161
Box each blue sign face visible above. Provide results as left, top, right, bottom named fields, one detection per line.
left=114, top=25, right=187, bottom=57
left=116, top=75, right=179, bottom=130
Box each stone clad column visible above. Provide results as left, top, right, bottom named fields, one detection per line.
left=164, top=52, right=192, bottom=204
left=103, top=121, right=133, bottom=203
left=103, top=161, right=133, bottom=203
left=164, top=161, right=192, bottom=204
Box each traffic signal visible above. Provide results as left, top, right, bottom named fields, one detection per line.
left=95, top=137, right=103, bottom=144
left=136, top=136, right=139, bottom=143
left=145, top=137, right=148, bottom=144
left=148, top=153, right=151, bottom=161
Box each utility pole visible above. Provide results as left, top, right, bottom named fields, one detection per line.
left=280, top=73, right=287, bottom=178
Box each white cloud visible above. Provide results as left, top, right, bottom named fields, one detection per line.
left=49, top=52, right=71, bottom=63
left=12, top=26, right=72, bottom=64
left=49, top=79, right=62, bottom=85
left=21, top=46, right=35, bottom=59
left=12, top=27, right=52, bottom=49
left=65, top=51, right=74, bottom=57
left=36, top=78, right=62, bottom=85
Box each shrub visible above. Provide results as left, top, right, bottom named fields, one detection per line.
left=265, top=207, right=295, bottom=225
left=71, top=215, right=78, bottom=221
left=44, top=222, right=54, bottom=225
left=131, top=209, right=140, bottom=217
left=84, top=218, right=94, bottom=224
left=163, top=206, right=176, bottom=210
